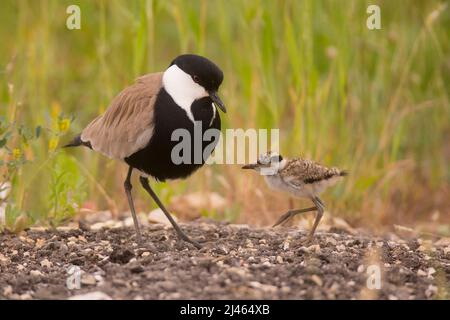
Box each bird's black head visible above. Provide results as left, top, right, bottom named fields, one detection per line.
left=165, top=54, right=226, bottom=113
left=170, top=54, right=224, bottom=92
left=242, top=152, right=284, bottom=172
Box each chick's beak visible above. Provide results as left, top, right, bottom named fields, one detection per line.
left=209, top=91, right=226, bottom=113
left=242, top=163, right=258, bottom=170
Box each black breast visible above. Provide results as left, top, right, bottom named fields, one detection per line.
left=125, top=89, right=221, bottom=181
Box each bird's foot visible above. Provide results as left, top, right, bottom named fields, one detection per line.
left=176, top=232, right=203, bottom=249
left=304, top=233, right=317, bottom=244
left=134, top=232, right=143, bottom=244
left=272, top=211, right=295, bottom=227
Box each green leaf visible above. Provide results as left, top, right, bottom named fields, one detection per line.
left=19, top=126, right=33, bottom=141
left=1, top=131, right=12, bottom=141
left=0, top=138, right=7, bottom=148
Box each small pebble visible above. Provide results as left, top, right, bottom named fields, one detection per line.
left=30, top=270, right=43, bottom=277
left=40, top=258, right=52, bottom=268
left=425, top=285, right=438, bottom=298
left=417, top=269, right=427, bottom=277
left=311, top=275, right=323, bottom=287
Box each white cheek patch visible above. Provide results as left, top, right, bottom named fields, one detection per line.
left=162, top=64, right=209, bottom=123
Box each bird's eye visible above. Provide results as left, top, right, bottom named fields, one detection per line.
left=270, top=155, right=282, bottom=163
left=193, top=75, right=200, bottom=83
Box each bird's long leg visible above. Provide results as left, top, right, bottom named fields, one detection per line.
left=309, top=196, right=325, bottom=240
left=139, top=176, right=202, bottom=249
left=272, top=206, right=317, bottom=227
left=124, top=166, right=142, bottom=242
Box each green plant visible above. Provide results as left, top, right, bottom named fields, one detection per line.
left=0, top=116, right=43, bottom=231
left=0, top=109, right=85, bottom=231
left=47, top=153, right=87, bottom=227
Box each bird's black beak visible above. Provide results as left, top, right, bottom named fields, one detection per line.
left=242, top=163, right=257, bottom=170
left=209, top=91, right=226, bottom=113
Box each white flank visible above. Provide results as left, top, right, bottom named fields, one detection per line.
left=264, top=175, right=294, bottom=194
left=162, top=64, right=209, bottom=123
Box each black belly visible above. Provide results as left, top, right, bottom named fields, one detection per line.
left=125, top=89, right=221, bottom=181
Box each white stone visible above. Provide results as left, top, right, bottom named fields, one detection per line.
left=69, top=291, right=112, bottom=300
left=30, top=270, right=43, bottom=277
left=417, top=269, right=427, bottom=277
left=81, top=274, right=97, bottom=286
left=40, top=258, right=52, bottom=268
left=148, top=208, right=176, bottom=226
left=311, top=275, right=323, bottom=287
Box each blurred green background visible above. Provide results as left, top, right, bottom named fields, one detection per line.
left=0, top=0, right=449, bottom=233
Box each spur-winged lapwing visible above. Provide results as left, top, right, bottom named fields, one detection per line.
left=242, top=152, right=347, bottom=240
left=65, top=54, right=226, bottom=249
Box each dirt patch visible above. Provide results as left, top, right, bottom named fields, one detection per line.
left=0, top=221, right=449, bottom=299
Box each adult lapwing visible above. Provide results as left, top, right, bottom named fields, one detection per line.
left=65, top=54, right=226, bottom=248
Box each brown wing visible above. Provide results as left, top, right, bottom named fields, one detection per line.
left=81, top=72, right=163, bottom=159
left=280, top=158, right=342, bottom=187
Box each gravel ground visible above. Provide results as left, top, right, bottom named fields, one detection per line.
left=0, top=221, right=449, bottom=300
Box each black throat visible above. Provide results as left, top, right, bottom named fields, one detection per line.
left=125, top=88, right=221, bottom=181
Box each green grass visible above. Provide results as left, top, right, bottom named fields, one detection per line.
left=0, top=0, right=449, bottom=230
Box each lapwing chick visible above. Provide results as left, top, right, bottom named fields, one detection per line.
left=242, top=152, right=347, bottom=240
left=65, top=54, right=226, bottom=249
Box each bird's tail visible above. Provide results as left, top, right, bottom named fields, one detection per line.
left=339, top=170, right=349, bottom=177
left=63, top=134, right=90, bottom=148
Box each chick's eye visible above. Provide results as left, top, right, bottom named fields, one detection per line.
left=193, top=75, right=200, bottom=83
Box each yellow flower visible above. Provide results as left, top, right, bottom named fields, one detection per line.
left=48, top=137, right=59, bottom=152
left=58, top=118, right=71, bottom=133
left=12, top=148, right=22, bottom=160
left=51, top=101, right=61, bottom=119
